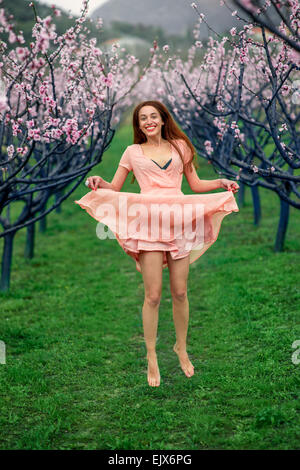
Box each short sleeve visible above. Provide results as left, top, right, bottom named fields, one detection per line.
left=177, top=139, right=192, bottom=167
left=181, top=139, right=192, bottom=164
left=119, top=146, right=132, bottom=172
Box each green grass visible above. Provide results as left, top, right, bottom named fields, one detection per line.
left=0, top=124, right=299, bottom=450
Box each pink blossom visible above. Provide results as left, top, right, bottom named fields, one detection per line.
left=26, top=119, right=35, bottom=128
left=51, top=128, right=63, bottom=139
left=101, top=72, right=113, bottom=88
left=39, top=84, right=48, bottom=95
left=62, top=118, right=80, bottom=144
left=28, top=128, right=41, bottom=141
left=279, top=123, right=288, bottom=132
left=7, top=144, right=14, bottom=158
left=43, top=15, right=52, bottom=29
left=281, top=85, right=290, bottom=96
left=0, top=95, right=8, bottom=113
left=85, top=108, right=95, bottom=116
left=130, top=55, right=139, bottom=64
left=15, top=33, right=25, bottom=44
left=12, top=122, right=21, bottom=136
left=8, top=30, right=16, bottom=43
left=204, top=140, right=213, bottom=155
left=92, top=47, right=102, bottom=56
left=16, top=47, right=29, bottom=60
left=234, top=128, right=241, bottom=139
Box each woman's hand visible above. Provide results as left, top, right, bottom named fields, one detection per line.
left=219, top=178, right=240, bottom=194
left=85, top=176, right=103, bottom=191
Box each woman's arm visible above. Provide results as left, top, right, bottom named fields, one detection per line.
left=86, top=166, right=130, bottom=192
left=180, top=139, right=221, bottom=192
left=184, top=164, right=221, bottom=192
left=184, top=166, right=239, bottom=193
left=181, top=140, right=239, bottom=193
left=110, top=166, right=130, bottom=191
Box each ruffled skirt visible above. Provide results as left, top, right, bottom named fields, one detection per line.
left=74, top=188, right=239, bottom=273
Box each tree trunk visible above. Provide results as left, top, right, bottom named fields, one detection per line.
left=251, top=185, right=261, bottom=226
left=55, top=190, right=63, bottom=213
left=1, top=231, right=16, bottom=292
left=275, top=197, right=290, bottom=252
left=24, top=222, right=35, bottom=259
left=39, top=213, right=47, bottom=233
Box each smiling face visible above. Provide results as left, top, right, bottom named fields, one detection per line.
left=138, top=105, right=164, bottom=140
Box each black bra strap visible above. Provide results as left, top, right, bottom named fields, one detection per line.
left=151, top=158, right=172, bottom=169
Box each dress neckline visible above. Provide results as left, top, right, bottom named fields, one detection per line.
left=139, top=142, right=174, bottom=169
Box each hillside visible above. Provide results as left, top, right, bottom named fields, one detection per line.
left=91, top=0, right=251, bottom=38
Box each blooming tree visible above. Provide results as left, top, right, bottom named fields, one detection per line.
left=232, top=0, right=300, bottom=53
left=0, top=0, right=157, bottom=291
left=133, top=1, right=300, bottom=252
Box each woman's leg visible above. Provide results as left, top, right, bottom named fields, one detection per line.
left=166, top=252, right=194, bottom=378
left=139, top=250, right=164, bottom=387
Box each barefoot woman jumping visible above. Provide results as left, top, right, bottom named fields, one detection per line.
left=75, top=100, right=239, bottom=387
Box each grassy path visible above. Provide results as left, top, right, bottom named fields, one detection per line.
left=0, top=125, right=299, bottom=449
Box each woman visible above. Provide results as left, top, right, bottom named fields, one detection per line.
left=74, top=100, right=239, bottom=387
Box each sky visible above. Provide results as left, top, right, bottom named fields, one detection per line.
left=40, top=0, right=109, bottom=16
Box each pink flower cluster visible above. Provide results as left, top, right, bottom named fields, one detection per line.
left=7, top=144, right=14, bottom=158
left=16, top=47, right=30, bottom=61
left=31, top=15, right=57, bottom=54
left=101, top=72, right=114, bottom=88
left=279, top=123, right=288, bottom=132
left=62, top=118, right=81, bottom=145
left=28, top=128, right=41, bottom=141
left=230, top=121, right=244, bottom=141
left=0, top=0, right=158, bottom=158
left=12, top=119, right=22, bottom=136
left=204, top=140, right=213, bottom=156
left=0, top=6, right=24, bottom=44
left=0, top=94, right=8, bottom=113
left=213, top=117, right=228, bottom=141
left=28, top=57, right=46, bottom=71
left=51, top=5, right=61, bottom=17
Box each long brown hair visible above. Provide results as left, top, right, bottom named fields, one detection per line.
left=129, top=100, right=199, bottom=184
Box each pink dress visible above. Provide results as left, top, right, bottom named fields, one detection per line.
left=74, top=139, right=239, bottom=273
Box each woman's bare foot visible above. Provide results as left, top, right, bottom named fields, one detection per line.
left=146, top=352, right=160, bottom=387
left=173, top=343, right=194, bottom=378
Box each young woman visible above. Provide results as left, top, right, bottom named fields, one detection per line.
left=75, top=100, right=239, bottom=387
